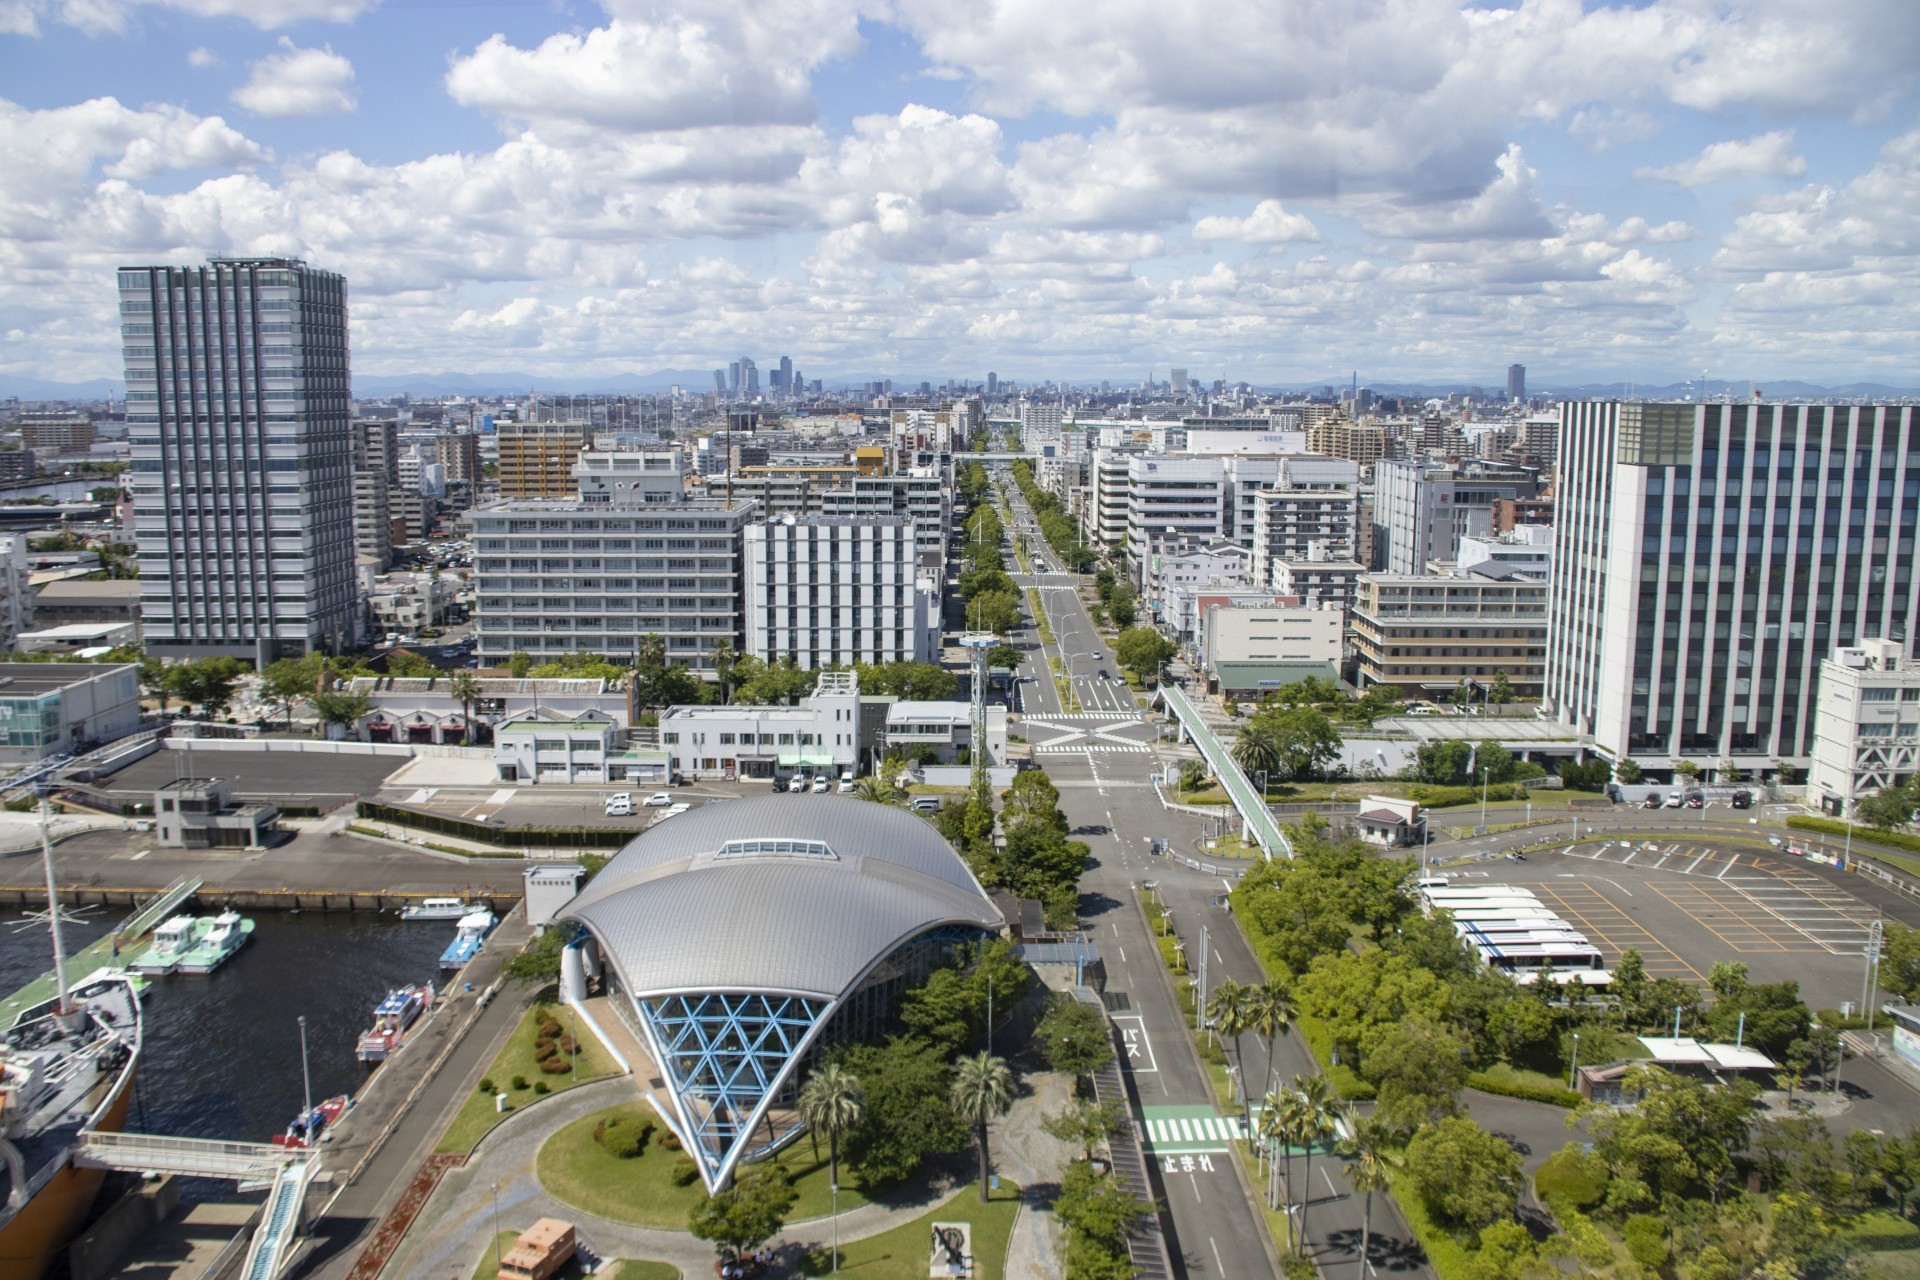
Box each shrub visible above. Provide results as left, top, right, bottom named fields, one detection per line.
left=660, top=1131, right=682, bottom=1152
left=1466, top=1069, right=1581, bottom=1108
left=538, top=1056, right=570, bottom=1074
left=1535, top=1143, right=1610, bottom=1210
left=478, top=1078, right=495, bottom=1094
left=670, top=1157, right=700, bottom=1187
left=1787, top=815, right=1920, bottom=856
left=533, top=1081, right=549, bottom=1095
left=511, top=1074, right=529, bottom=1091
left=600, top=1120, right=652, bottom=1158
left=1407, top=782, right=1525, bottom=808
left=1623, top=1214, right=1669, bottom=1268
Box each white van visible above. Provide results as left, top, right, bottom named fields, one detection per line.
left=837, top=771, right=855, bottom=793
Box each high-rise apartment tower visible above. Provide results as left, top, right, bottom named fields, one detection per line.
left=120, top=257, right=357, bottom=662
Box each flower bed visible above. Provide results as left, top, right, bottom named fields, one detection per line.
left=346, top=1151, right=466, bottom=1280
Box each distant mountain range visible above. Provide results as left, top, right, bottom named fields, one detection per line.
left=4, top=370, right=1918, bottom=403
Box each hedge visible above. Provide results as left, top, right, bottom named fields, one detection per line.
left=1786, top=815, right=1920, bottom=857
left=1467, top=1066, right=1581, bottom=1108
left=1385, top=1167, right=1473, bottom=1280
left=355, top=800, right=630, bottom=849
left=1409, top=782, right=1527, bottom=808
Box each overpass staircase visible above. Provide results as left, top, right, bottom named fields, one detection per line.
left=76, top=1132, right=318, bottom=1280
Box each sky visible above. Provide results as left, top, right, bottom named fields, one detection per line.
left=2, top=0, right=1919, bottom=390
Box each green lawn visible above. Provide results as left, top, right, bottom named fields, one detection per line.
left=438, top=1002, right=621, bottom=1155
left=469, top=1230, right=680, bottom=1280
left=795, top=1182, right=1019, bottom=1279
left=537, top=1103, right=870, bottom=1229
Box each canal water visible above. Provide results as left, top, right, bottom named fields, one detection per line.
left=0, top=906, right=454, bottom=1160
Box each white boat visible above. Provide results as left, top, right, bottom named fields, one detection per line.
left=438, top=910, right=496, bottom=971
left=175, top=911, right=254, bottom=975
left=398, top=897, right=474, bottom=921
left=125, top=915, right=203, bottom=975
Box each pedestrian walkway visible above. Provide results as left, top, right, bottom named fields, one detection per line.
left=386, top=1070, right=1053, bottom=1279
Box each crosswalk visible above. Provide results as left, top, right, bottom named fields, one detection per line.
left=1141, top=1106, right=1248, bottom=1153
left=1022, top=713, right=1155, bottom=754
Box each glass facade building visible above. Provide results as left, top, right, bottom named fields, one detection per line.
left=1545, top=401, right=1920, bottom=775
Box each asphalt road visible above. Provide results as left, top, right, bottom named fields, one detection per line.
left=1003, top=475, right=1407, bottom=1280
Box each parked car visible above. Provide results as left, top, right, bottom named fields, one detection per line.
left=1768, top=835, right=1785, bottom=847
left=1731, top=790, right=1753, bottom=809
left=908, top=796, right=944, bottom=813
left=604, top=793, right=633, bottom=817
left=810, top=776, right=830, bottom=793
left=1684, top=793, right=1705, bottom=809
left=1665, top=792, right=1685, bottom=807
left=643, top=792, right=672, bottom=808
left=1643, top=793, right=1663, bottom=809
left=837, top=772, right=855, bottom=793
left=788, top=775, right=809, bottom=793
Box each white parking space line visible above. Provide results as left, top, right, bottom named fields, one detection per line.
left=1717, top=855, right=1739, bottom=879
left=1684, top=852, right=1710, bottom=874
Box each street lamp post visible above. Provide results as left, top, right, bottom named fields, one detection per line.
left=1479, top=765, right=1490, bottom=831
left=492, top=1180, right=502, bottom=1272
left=1568, top=1032, right=1581, bottom=1090
left=297, top=1016, right=312, bottom=1119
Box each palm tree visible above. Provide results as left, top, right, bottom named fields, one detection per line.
left=1232, top=723, right=1279, bottom=778
left=1272, top=1086, right=1311, bottom=1246
left=1245, top=980, right=1295, bottom=1105
left=1257, top=1091, right=1299, bottom=1254
left=950, top=1052, right=1015, bottom=1204
left=448, top=670, right=481, bottom=745
left=798, top=1062, right=865, bottom=1273
left=1205, top=979, right=1253, bottom=1113
left=1293, top=1074, right=1340, bottom=1255
left=1339, top=1116, right=1397, bottom=1273
left=853, top=777, right=891, bottom=804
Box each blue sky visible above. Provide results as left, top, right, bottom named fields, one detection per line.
left=2, top=0, right=1917, bottom=389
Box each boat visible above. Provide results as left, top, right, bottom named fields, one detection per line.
left=0, top=801, right=144, bottom=1280
left=124, top=914, right=206, bottom=975
left=398, top=898, right=475, bottom=921
left=273, top=1094, right=350, bottom=1149
left=438, top=909, right=496, bottom=971
left=355, top=985, right=434, bottom=1063
left=175, top=911, right=254, bottom=975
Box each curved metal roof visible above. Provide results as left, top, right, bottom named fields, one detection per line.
left=561, top=795, right=1002, bottom=999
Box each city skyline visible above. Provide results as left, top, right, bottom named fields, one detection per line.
left=4, top=1, right=1919, bottom=386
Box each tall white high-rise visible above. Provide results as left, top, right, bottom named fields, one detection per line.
left=120, top=257, right=358, bottom=662
left=1545, top=401, right=1919, bottom=776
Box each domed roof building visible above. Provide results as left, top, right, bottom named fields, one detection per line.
left=560, top=795, right=1003, bottom=1190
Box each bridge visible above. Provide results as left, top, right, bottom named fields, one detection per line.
left=78, top=1132, right=319, bottom=1280
left=1155, top=684, right=1292, bottom=860
left=76, top=1131, right=298, bottom=1181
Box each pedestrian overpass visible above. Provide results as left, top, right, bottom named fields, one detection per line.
left=1156, top=684, right=1292, bottom=859
left=77, top=1132, right=319, bottom=1280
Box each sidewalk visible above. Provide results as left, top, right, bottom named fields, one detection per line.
left=388, top=1064, right=1080, bottom=1278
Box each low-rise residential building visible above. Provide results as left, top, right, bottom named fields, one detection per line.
left=1355, top=796, right=1426, bottom=848
left=1268, top=556, right=1366, bottom=618
left=1808, top=639, right=1920, bottom=816
left=365, top=572, right=462, bottom=638
left=493, top=712, right=670, bottom=784
left=1350, top=572, right=1549, bottom=700
left=1140, top=537, right=1249, bottom=625
left=884, top=700, right=1008, bottom=766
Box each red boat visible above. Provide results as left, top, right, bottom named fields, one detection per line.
left=273, top=1095, right=350, bottom=1148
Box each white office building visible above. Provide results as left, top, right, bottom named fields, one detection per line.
left=121, top=257, right=359, bottom=661
left=1808, top=639, right=1920, bottom=815
left=743, top=516, right=939, bottom=669
left=471, top=498, right=755, bottom=672
left=1545, top=401, right=1920, bottom=775
left=1456, top=525, right=1553, bottom=581
left=1370, top=459, right=1536, bottom=576
left=657, top=669, right=863, bottom=781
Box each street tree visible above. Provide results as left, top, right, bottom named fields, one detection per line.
left=1291, top=1074, right=1340, bottom=1252
left=1040, top=1098, right=1124, bottom=1162
left=309, top=689, right=369, bottom=738
left=1614, top=757, right=1643, bottom=785
left=1205, top=979, right=1254, bottom=1111
left=1858, top=781, right=1920, bottom=832
left=1405, top=1115, right=1521, bottom=1228
left=163, top=656, right=250, bottom=718
left=1231, top=723, right=1278, bottom=779
left=1035, top=994, right=1113, bottom=1081
left=687, top=1164, right=797, bottom=1263
left=1488, top=670, right=1516, bottom=706
left=797, top=1061, right=864, bottom=1256
left=1339, top=1117, right=1399, bottom=1272
left=1114, top=626, right=1176, bottom=684
left=448, top=670, right=482, bottom=743
left=950, top=1052, right=1016, bottom=1203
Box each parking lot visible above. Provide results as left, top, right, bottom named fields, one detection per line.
left=1468, top=839, right=1916, bottom=1009
left=380, top=774, right=863, bottom=831
left=100, top=748, right=410, bottom=806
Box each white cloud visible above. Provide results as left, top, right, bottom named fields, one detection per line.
left=1635, top=131, right=1807, bottom=186
left=232, top=39, right=357, bottom=118
left=1356, top=145, right=1554, bottom=242
left=11, top=0, right=376, bottom=35
left=187, top=46, right=218, bottom=68
left=446, top=3, right=863, bottom=131
left=1192, top=200, right=1317, bottom=245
